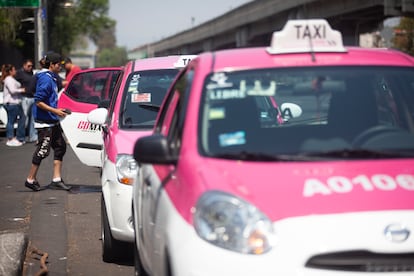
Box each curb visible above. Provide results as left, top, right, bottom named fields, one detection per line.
left=0, top=232, right=28, bottom=276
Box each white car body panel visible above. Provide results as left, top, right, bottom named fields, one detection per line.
left=60, top=110, right=103, bottom=167
left=101, top=158, right=134, bottom=242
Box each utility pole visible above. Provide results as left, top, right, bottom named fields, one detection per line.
left=35, top=0, right=47, bottom=65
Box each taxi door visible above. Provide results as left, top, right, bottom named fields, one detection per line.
left=58, top=68, right=122, bottom=167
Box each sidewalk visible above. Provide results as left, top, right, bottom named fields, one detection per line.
left=0, top=231, right=28, bottom=276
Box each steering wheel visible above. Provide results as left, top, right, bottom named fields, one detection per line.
left=352, top=125, right=402, bottom=147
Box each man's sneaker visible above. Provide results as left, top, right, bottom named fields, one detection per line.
left=48, top=180, right=71, bottom=191
left=6, top=139, right=23, bottom=147
left=25, top=180, right=41, bottom=192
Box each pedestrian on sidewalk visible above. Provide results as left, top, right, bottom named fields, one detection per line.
left=15, top=58, right=38, bottom=143
left=25, top=53, right=71, bottom=192
left=1, top=64, right=26, bottom=146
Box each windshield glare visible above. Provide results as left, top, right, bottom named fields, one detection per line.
left=120, top=69, right=178, bottom=129
left=199, top=66, right=414, bottom=159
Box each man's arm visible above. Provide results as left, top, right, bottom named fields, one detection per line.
left=36, top=101, right=67, bottom=118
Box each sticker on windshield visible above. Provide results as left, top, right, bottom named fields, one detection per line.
left=207, top=72, right=234, bottom=90
left=209, top=107, right=225, bottom=120
left=132, top=93, right=151, bottom=103
left=209, top=89, right=246, bottom=100
left=245, top=80, right=276, bottom=96
left=219, top=131, right=246, bottom=147
left=128, top=74, right=141, bottom=93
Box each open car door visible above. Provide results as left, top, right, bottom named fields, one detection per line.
left=58, top=68, right=122, bottom=167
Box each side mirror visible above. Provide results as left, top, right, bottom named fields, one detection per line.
left=87, top=108, right=108, bottom=125
left=134, top=134, right=177, bottom=164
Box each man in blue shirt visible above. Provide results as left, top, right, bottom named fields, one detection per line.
left=25, top=52, right=71, bottom=191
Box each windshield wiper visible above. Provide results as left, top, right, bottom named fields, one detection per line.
left=211, top=149, right=414, bottom=162
left=138, top=103, right=160, bottom=112
left=304, top=149, right=414, bottom=159
left=211, top=151, right=314, bottom=161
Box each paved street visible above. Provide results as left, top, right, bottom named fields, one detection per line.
left=0, top=133, right=133, bottom=275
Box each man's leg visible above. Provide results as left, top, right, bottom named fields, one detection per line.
left=53, top=160, right=62, bottom=180
left=48, top=125, right=71, bottom=191
left=27, top=163, right=40, bottom=182
left=25, top=163, right=41, bottom=191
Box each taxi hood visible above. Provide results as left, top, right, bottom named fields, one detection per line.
left=108, top=129, right=153, bottom=162
left=174, top=157, right=414, bottom=222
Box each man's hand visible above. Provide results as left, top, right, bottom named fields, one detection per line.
left=55, top=108, right=68, bottom=118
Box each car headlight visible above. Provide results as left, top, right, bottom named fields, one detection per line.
left=116, top=154, right=138, bottom=185
left=194, top=190, right=275, bottom=254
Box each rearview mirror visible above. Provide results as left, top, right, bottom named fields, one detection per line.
left=280, top=103, right=302, bottom=121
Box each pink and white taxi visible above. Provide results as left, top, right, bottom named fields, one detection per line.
left=132, top=19, right=414, bottom=276
left=59, top=55, right=194, bottom=262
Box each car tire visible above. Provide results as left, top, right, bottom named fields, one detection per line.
left=134, top=238, right=148, bottom=276
left=101, top=194, right=127, bottom=263
left=132, top=201, right=148, bottom=276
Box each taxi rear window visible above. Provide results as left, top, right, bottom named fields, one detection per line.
left=199, top=66, right=414, bottom=158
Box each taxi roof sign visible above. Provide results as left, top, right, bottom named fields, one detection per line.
left=267, top=19, right=346, bottom=54
left=174, top=55, right=197, bottom=68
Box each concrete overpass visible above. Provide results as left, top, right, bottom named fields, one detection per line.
left=129, top=0, right=414, bottom=58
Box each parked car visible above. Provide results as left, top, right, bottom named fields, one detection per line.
left=60, top=55, right=195, bottom=262
left=132, top=19, right=414, bottom=276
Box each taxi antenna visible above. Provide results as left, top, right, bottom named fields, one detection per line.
left=308, top=36, right=316, bottom=62
left=302, top=5, right=316, bottom=62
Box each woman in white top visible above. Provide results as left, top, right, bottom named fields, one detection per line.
left=1, top=64, right=26, bottom=146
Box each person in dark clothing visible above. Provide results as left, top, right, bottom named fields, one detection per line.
left=15, top=59, right=38, bottom=143
left=24, top=53, right=71, bottom=192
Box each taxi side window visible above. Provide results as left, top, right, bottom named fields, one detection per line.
left=155, top=68, right=194, bottom=155
left=65, top=70, right=121, bottom=104
left=106, top=71, right=124, bottom=125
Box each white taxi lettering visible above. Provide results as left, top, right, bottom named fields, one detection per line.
left=397, top=174, right=414, bottom=190
left=209, top=89, right=246, bottom=100
left=372, top=174, right=396, bottom=190
left=303, top=174, right=414, bottom=197
left=352, top=175, right=374, bottom=191
left=303, top=179, right=331, bottom=196
left=327, top=176, right=352, bottom=193
left=294, top=24, right=326, bottom=40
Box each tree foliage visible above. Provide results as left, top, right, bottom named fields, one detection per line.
left=0, top=8, right=36, bottom=49
left=0, top=0, right=129, bottom=68
left=391, top=17, right=414, bottom=56
left=0, top=8, right=23, bottom=45
left=48, top=0, right=115, bottom=56
left=96, top=46, right=128, bottom=67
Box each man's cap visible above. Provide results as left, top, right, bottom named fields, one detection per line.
left=45, top=52, right=62, bottom=64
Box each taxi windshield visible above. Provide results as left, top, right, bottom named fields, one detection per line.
left=199, top=66, right=414, bottom=160
left=120, top=69, right=178, bottom=129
